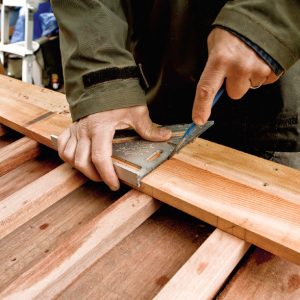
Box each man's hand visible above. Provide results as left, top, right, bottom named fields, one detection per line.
left=192, top=28, right=281, bottom=125
left=57, top=106, right=172, bottom=191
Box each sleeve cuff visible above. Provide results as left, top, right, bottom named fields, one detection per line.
left=215, top=25, right=284, bottom=76
left=213, top=8, right=297, bottom=70
left=69, top=78, right=147, bottom=121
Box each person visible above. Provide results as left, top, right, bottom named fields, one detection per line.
left=50, top=0, right=300, bottom=191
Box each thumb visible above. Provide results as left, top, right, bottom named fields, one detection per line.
left=133, top=109, right=172, bottom=141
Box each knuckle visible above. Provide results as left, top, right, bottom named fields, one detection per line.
left=144, top=125, right=154, bottom=138
left=260, top=64, right=272, bottom=77
left=62, top=151, right=73, bottom=163
left=91, top=152, right=107, bottom=165
left=212, top=51, right=231, bottom=67
left=74, top=158, right=86, bottom=170
left=196, top=85, right=215, bottom=102
left=237, top=61, right=252, bottom=75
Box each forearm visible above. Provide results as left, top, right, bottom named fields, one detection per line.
left=51, top=0, right=146, bottom=121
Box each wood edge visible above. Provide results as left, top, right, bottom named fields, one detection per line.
left=0, top=190, right=160, bottom=299
left=154, top=229, right=250, bottom=300
left=0, top=163, right=87, bottom=240
left=0, top=124, right=9, bottom=137
left=176, top=140, right=300, bottom=205
left=140, top=179, right=300, bottom=266
left=0, top=137, right=41, bottom=176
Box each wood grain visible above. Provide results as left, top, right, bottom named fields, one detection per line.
left=140, top=158, right=300, bottom=265
left=176, top=139, right=300, bottom=204
left=155, top=229, right=250, bottom=300
left=0, top=137, right=40, bottom=176
left=0, top=163, right=87, bottom=240
left=0, top=180, right=122, bottom=291
left=0, top=151, right=61, bottom=200
left=60, top=206, right=213, bottom=299
left=0, top=75, right=69, bottom=116
left=0, top=190, right=160, bottom=299
left=218, top=247, right=300, bottom=299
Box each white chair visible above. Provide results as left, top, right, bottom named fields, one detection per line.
left=0, top=0, right=46, bottom=84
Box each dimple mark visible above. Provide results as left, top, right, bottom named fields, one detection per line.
left=156, top=275, right=170, bottom=287
left=198, top=262, right=208, bottom=274
left=253, top=249, right=273, bottom=265
left=288, top=274, right=300, bottom=293
left=39, top=223, right=49, bottom=230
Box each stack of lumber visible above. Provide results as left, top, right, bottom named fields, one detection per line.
left=0, top=75, right=300, bottom=299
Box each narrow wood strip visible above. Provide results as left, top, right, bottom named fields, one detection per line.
left=176, top=139, right=300, bottom=205
left=154, top=229, right=250, bottom=300
left=0, top=190, right=160, bottom=299
left=0, top=163, right=86, bottom=240
left=140, top=158, right=300, bottom=265
left=0, top=137, right=40, bottom=176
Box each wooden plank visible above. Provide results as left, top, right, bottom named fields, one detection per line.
left=0, top=137, right=40, bottom=176
left=27, top=113, right=71, bottom=149
left=59, top=206, right=213, bottom=299
left=0, top=163, right=86, bottom=240
left=0, top=150, right=61, bottom=200
left=0, top=75, right=69, bottom=116
left=0, top=180, right=122, bottom=291
left=218, top=247, right=300, bottom=299
left=0, top=190, right=160, bottom=299
left=140, top=158, right=300, bottom=265
left=177, top=139, right=300, bottom=204
left=154, top=229, right=250, bottom=300
left=1, top=75, right=300, bottom=264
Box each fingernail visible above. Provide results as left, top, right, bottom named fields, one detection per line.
left=159, top=127, right=172, bottom=137
left=110, top=184, right=119, bottom=191
left=109, top=184, right=120, bottom=192
left=193, top=117, right=205, bottom=125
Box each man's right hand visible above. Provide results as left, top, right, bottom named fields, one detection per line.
left=57, top=105, right=172, bottom=191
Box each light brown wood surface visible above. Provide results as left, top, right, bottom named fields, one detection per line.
left=0, top=137, right=40, bottom=176
left=0, top=190, right=160, bottom=299
left=0, top=75, right=69, bottom=116
left=0, top=149, right=60, bottom=200
left=58, top=206, right=213, bottom=299
left=177, top=139, right=300, bottom=204
left=0, top=163, right=86, bottom=240
left=155, top=229, right=250, bottom=300
left=1, top=75, right=300, bottom=266
left=1, top=75, right=300, bottom=299
left=140, top=158, right=300, bottom=265
left=218, top=247, right=300, bottom=299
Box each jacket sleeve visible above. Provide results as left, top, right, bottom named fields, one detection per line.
left=50, top=0, right=146, bottom=121
left=214, top=0, right=300, bottom=71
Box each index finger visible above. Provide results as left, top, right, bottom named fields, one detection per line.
left=192, top=58, right=225, bottom=124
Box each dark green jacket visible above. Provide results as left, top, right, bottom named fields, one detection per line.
left=51, top=0, right=300, bottom=152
